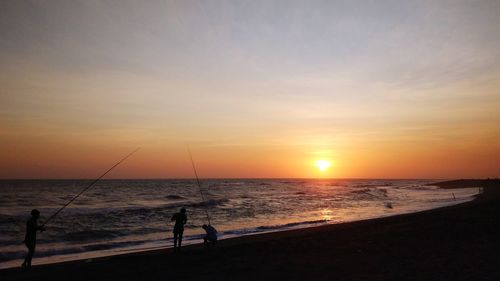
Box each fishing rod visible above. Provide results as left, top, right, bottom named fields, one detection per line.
left=187, top=146, right=211, bottom=225
left=43, top=147, right=140, bottom=226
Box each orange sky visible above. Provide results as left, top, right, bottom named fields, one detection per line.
left=1, top=1, right=499, bottom=179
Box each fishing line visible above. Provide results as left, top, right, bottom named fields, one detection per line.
left=43, top=147, right=140, bottom=226
left=187, top=146, right=211, bottom=225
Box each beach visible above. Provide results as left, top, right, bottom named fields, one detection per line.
left=3, top=179, right=474, bottom=268
left=1, top=179, right=499, bottom=281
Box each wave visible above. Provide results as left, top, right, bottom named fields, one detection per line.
left=350, top=188, right=373, bottom=194
left=352, top=182, right=393, bottom=188
left=0, top=239, right=159, bottom=263
left=60, top=229, right=119, bottom=242
left=351, top=187, right=387, bottom=195
left=187, top=198, right=229, bottom=208
left=13, top=198, right=232, bottom=220
left=0, top=215, right=18, bottom=225
left=222, top=219, right=329, bottom=236
left=279, top=181, right=306, bottom=184
left=406, top=185, right=439, bottom=190
left=165, top=195, right=186, bottom=200
left=257, top=220, right=329, bottom=230
left=378, top=188, right=388, bottom=196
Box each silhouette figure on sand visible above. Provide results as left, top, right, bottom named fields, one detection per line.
left=171, top=208, right=187, bottom=251
left=22, top=209, right=45, bottom=268
left=202, top=224, right=218, bottom=247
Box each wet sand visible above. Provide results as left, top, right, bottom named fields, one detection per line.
left=2, top=179, right=499, bottom=281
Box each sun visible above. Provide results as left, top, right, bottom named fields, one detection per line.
left=315, top=160, right=331, bottom=171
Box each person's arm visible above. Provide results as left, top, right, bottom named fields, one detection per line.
left=37, top=224, right=46, bottom=232
left=209, top=226, right=217, bottom=234
left=171, top=214, right=176, bottom=221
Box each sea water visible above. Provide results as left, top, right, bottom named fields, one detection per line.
left=0, top=179, right=479, bottom=269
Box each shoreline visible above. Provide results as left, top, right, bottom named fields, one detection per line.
left=2, top=179, right=499, bottom=280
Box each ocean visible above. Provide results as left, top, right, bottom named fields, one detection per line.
left=0, top=179, right=480, bottom=269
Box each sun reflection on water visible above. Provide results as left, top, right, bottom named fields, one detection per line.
left=320, top=208, right=333, bottom=220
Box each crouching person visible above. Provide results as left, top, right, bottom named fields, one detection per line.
left=202, top=224, right=217, bottom=247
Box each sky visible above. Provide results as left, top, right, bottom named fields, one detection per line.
left=1, top=0, right=499, bottom=179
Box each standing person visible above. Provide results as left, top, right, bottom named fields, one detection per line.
left=171, top=207, right=187, bottom=251
left=22, top=209, right=45, bottom=268
left=202, top=224, right=218, bottom=247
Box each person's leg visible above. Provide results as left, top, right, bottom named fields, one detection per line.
left=22, top=253, right=28, bottom=267
left=25, top=246, right=34, bottom=267
left=22, top=243, right=29, bottom=267
left=178, top=231, right=183, bottom=248
left=173, top=232, right=178, bottom=249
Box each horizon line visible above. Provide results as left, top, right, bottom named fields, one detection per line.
left=0, top=177, right=475, bottom=181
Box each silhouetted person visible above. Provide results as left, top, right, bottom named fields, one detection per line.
left=171, top=207, right=187, bottom=251
left=22, top=209, right=45, bottom=268
left=202, top=224, right=217, bottom=247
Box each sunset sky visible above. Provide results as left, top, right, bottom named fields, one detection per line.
left=1, top=0, right=499, bottom=179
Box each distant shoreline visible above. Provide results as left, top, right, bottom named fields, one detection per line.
left=431, top=178, right=500, bottom=188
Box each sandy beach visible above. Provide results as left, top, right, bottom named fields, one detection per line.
left=1, top=179, right=498, bottom=281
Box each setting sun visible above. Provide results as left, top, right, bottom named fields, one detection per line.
left=315, top=160, right=331, bottom=172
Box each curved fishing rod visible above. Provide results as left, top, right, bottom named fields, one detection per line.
left=43, top=147, right=140, bottom=226
left=187, top=146, right=211, bottom=225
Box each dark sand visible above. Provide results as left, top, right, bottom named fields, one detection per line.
left=2, top=179, right=499, bottom=281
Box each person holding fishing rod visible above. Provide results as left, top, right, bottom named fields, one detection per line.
left=21, top=209, right=45, bottom=268
left=171, top=207, right=188, bottom=252
left=19, top=148, right=139, bottom=268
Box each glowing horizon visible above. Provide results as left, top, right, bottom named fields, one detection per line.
left=1, top=1, right=499, bottom=179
